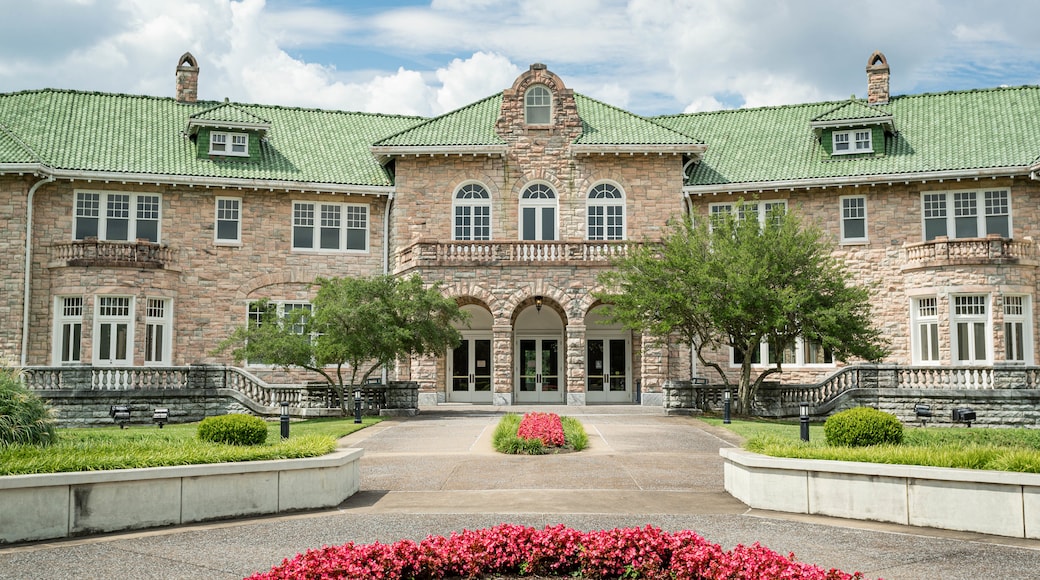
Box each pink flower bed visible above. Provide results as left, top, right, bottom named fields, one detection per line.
left=247, top=524, right=865, bottom=579
left=516, top=412, right=566, bottom=447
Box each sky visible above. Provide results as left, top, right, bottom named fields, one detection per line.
left=2, top=0, right=1040, bottom=118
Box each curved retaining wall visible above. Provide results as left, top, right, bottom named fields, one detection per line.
left=720, top=448, right=1040, bottom=539
left=0, top=448, right=363, bottom=544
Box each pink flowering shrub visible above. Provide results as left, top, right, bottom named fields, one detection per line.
left=516, top=412, right=566, bottom=447
left=247, top=524, right=866, bottom=579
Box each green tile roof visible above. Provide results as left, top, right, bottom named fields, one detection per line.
left=0, top=89, right=424, bottom=188
left=656, top=86, right=1040, bottom=189
left=189, top=101, right=272, bottom=126
left=0, top=124, right=40, bottom=164
left=573, top=94, right=702, bottom=146
left=811, top=99, right=892, bottom=124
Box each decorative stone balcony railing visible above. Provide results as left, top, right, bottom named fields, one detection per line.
left=902, top=235, right=1038, bottom=270
left=396, top=240, right=630, bottom=269
left=51, top=239, right=176, bottom=269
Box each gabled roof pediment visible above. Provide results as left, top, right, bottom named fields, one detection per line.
left=809, top=99, right=894, bottom=134
left=186, top=100, right=272, bottom=137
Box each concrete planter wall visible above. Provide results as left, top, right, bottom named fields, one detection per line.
left=0, top=448, right=363, bottom=544
left=721, top=448, right=1040, bottom=539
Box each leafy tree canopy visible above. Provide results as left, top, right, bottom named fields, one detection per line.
left=596, top=203, right=888, bottom=413
left=216, top=275, right=466, bottom=412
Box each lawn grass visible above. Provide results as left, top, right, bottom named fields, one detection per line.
left=0, top=416, right=382, bottom=476
left=702, top=415, right=1040, bottom=473
left=492, top=413, right=588, bottom=454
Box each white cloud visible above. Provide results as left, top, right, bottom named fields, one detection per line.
left=435, top=53, right=520, bottom=113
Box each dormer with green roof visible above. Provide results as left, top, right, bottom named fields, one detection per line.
left=810, top=51, right=894, bottom=159
left=187, top=99, right=272, bottom=162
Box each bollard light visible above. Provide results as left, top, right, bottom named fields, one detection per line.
left=152, top=408, right=169, bottom=429
left=353, top=386, right=363, bottom=424
left=110, top=405, right=130, bottom=429
left=280, top=401, right=290, bottom=439
left=723, top=390, right=731, bottom=424
left=799, top=402, right=810, bottom=442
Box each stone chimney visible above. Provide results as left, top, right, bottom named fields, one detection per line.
left=866, top=50, right=889, bottom=105
left=175, top=52, right=199, bottom=103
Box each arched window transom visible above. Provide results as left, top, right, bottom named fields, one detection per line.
left=520, top=183, right=557, bottom=241
left=525, top=85, right=551, bottom=125
left=453, top=183, right=491, bottom=241
left=587, top=183, right=625, bottom=241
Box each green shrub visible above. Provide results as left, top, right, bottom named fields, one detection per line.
left=197, top=414, right=268, bottom=446
left=824, top=407, right=903, bottom=447
left=0, top=369, right=58, bottom=447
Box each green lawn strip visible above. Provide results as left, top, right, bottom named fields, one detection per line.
left=492, top=413, right=588, bottom=454
left=0, top=417, right=382, bottom=476
left=701, top=416, right=1040, bottom=473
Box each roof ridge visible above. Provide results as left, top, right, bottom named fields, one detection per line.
left=0, top=122, right=45, bottom=164
left=372, top=93, right=502, bottom=146
left=574, top=92, right=704, bottom=143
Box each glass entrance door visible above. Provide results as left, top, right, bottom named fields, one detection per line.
left=516, top=337, right=562, bottom=403
left=449, top=337, right=492, bottom=403
left=586, top=338, right=630, bottom=403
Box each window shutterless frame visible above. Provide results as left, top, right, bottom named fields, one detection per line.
left=292, top=201, right=369, bottom=252
left=209, top=131, right=249, bottom=156
left=839, top=195, right=867, bottom=243
left=921, top=189, right=1011, bottom=241
left=74, top=191, right=161, bottom=242
left=214, top=196, right=242, bottom=244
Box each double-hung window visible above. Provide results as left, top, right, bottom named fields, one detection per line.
left=952, top=294, right=990, bottom=364
left=144, top=298, right=172, bottom=365
left=832, top=129, right=873, bottom=155
left=840, top=196, right=867, bottom=242
left=709, top=199, right=787, bottom=229
left=732, top=337, right=833, bottom=366
left=911, top=297, right=940, bottom=364
left=209, top=131, right=248, bottom=156
left=922, top=190, right=1010, bottom=240
left=292, top=202, right=368, bottom=252
left=453, top=183, right=492, bottom=241
left=215, top=197, right=241, bottom=244
left=1003, top=295, right=1032, bottom=363
left=587, top=183, right=626, bottom=241
left=75, top=192, right=161, bottom=242
left=95, top=296, right=133, bottom=366
left=53, top=296, right=83, bottom=365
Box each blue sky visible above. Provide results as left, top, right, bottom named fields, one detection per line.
left=2, top=0, right=1040, bottom=117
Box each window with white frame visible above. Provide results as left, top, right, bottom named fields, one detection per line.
left=840, top=196, right=867, bottom=242
left=94, top=296, right=133, bottom=366
left=53, top=296, right=83, bottom=365
left=731, top=336, right=833, bottom=366
left=832, top=129, right=873, bottom=155
left=922, top=190, right=1010, bottom=241
left=911, top=296, right=940, bottom=364
left=292, top=202, right=368, bottom=251
left=952, top=294, right=990, bottom=364
left=453, top=183, right=491, bottom=241
left=1003, top=295, right=1032, bottom=363
left=709, top=199, right=787, bottom=228
left=144, top=298, right=172, bottom=365
left=524, top=85, right=551, bottom=125
left=587, top=183, right=626, bottom=241
left=245, top=301, right=312, bottom=365
left=209, top=131, right=248, bottom=156
left=519, top=183, right=557, bottom=241
left=215, top=197, right=241, bottom=243
left=75, top=192, right=161, bottom=242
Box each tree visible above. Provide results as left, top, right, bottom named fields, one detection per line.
left=217, top=275, right=466, bottom=413
left=596, top=203, right=888, bottom=414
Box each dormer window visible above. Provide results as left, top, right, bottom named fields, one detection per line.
left=209, top=131, right=249, bottom=156
left=832, top=129, right=872, bottom=155
left=525, top=85, right=551, bottom=125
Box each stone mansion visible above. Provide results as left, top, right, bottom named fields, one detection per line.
left=4, top=51, right=1040, bottom=407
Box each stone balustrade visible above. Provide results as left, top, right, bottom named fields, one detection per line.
left=51, top=239, right=177, bottom=269
left=902, top=235, right=1038, bottom=270
left=396, top=239, right=629, bottom=268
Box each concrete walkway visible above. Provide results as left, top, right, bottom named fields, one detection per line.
left=2, top=406, right=1039, bottom=579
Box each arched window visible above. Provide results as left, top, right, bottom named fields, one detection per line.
left=519, top=183, right=557, bottom=241
left=525, top=85, right=551, bottom=125
left=587, top=183, right=625, bottom=240
left=453, top=183, right=491, bottom=241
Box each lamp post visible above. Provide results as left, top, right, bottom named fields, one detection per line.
left=723, top=390, right=731, bottom=424
left=354, top=385, right=363, bottom=424
left=280, top=402, right=289, bottom=439
left=799, top=402, right=810, bottom=442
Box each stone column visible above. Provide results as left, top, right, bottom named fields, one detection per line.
left=492, top=324, right=513, bottom=405
left=565, top=323, right=586, bottom=406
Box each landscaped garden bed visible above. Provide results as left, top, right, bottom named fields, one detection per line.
left=247, top=524, right=863, bottom=579
left=492, top=412, right=588, bottom=454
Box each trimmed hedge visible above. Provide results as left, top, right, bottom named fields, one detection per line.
left=824, top=407, right=903, bottom=447
left=197, top=414, right=268, bottom=446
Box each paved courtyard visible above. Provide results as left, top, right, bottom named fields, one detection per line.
left=1, top=406, right=1039, bottom=578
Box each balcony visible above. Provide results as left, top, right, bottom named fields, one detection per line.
left=52, top=239, right=176, bottom=269
left=396, top=240, right=630, bottom=269
left=902, top=235, right=1038, bottom=271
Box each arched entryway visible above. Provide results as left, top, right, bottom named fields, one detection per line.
left=513, top=299, right=565, bottom=403
left=447, top=304, right=494, bottom=403
left=585, top=305, right=633, bottom=403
